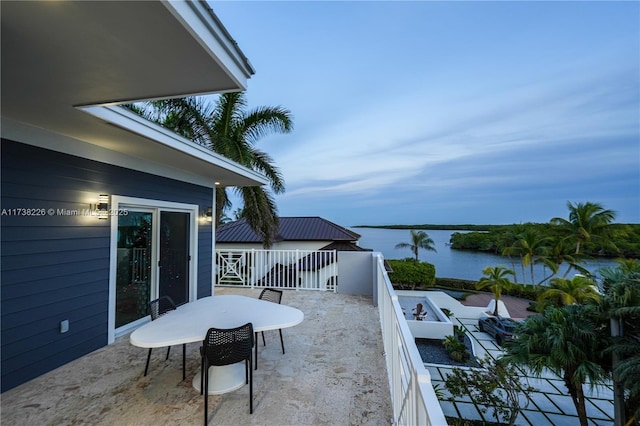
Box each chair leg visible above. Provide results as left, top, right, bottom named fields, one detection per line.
left=144, top=348, right=152, bottom=376
left=182, top=344, right=186, bottom=380
left=204, top=363, right=208, bottom=426
left=200, top=354, right=204, bottom=395
left=278, top=329, right=285, bottom=354
left=254, top=332, right=259, bottom=370
left=248, top=358, right=253, bottom=414
left=166, top=346, right=171, bottom=360
left=261, top=331, right=266, bottom=346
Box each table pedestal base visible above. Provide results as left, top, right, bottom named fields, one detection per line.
left=192, top=363, right=246, bottom=395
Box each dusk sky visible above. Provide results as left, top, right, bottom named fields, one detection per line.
left=211, top=1, right=639, bottom=226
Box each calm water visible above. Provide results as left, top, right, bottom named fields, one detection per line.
left=351, top=227, right=620, bottom=282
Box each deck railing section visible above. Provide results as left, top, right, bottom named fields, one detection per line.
left=374, top=253, right=447, bottom=426
left=215, top=249, right=337, bottom=292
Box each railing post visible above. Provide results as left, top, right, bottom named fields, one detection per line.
left=250, top=249, right=255, bottom=289
left=332, top=250, right=337, bottom=293
left=295, top=249, right=300, bottom=291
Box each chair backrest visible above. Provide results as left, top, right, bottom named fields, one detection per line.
left=202, top=323, right=254, bottom=367
left=258, top=288, right=283, bottom=305
left=149, top=296, right=176, bottom=320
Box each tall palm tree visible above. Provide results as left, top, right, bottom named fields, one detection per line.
left=537, top=275, right=600, bottom=309
left=547, top=238, right=586, bottom=279
left=502, top=228, right=553, bottom=285
left=551, top=201, right=617, bottom=256
left=497, top=224, right=528, bottom=284
left=476, top=266, right=514, bottom=316
left=136, top=93, right=293, bottom=247
left=394, top=230, right=437, bottom=261
left=502, top=304, right=609, bottom=426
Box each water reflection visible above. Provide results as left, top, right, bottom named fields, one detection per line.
left=352, top=227, right=620, bottom=282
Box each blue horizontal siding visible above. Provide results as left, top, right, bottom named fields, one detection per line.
left=1, top=139, right=214, bottom=392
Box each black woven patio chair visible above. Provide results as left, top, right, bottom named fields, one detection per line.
left=255, top=288, right=285, bottom=370
left=144, top=296, right=186, bottom=380
left=201, top=323, right=254, bottom=424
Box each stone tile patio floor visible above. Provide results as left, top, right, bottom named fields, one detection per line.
left=1, top=287, right=392, bottom=426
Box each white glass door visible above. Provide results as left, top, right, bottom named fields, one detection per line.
left=110, top=197, right=198, bottom=340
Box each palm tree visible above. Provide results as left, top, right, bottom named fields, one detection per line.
left=135, top=93, right=293, bottom=247
left=502, top=304, right=609, bottom=426
left=497, top=224, right=528, bottom=284
left=546, top=238, right=586, bottom=280
left=551, top=201, right=617, bottom=256
left=537, top=275, right=601, bottom=309
left=502, top=228, right=553, bottom=285
left=394, top=230, right=437, bottom=261
left=476, top=266, right=514, bottom=316
left=599, top=260, right=640, bottom=425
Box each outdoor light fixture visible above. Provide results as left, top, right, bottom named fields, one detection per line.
left=206, top=207, right=213, bottom=222
left=96, top=194, right=109, bottom=219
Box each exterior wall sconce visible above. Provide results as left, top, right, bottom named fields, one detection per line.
left=96, top=194, right=109, bottom=219
left=206, top=207, right=213, bottom=222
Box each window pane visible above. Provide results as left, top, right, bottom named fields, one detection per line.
left=115, top=212, right=152, bottom=328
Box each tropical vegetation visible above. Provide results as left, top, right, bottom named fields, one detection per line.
left=441, top=335, right=470, bottom=363
left=387, top=258, right=436, bottom=290
left=394, top=230, right=437, bottom=261
left=386, top=202, right=638, bottom=425
left=450, top=202, right=638, bottom=285
left=598, top=259, right=640, bottom=424
left=499, top=259, right=640, bottom=426
left=536, top=275, right=601, bottom=309
left=127, top=92, right=293, bottom=247
left=502, top=304, right=608, bottom=426
left=475, top=266, right=514, bottom=316
left=445, top=356, right=535, bottom=426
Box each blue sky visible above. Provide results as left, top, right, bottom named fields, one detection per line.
left=211, top=1, right=639, bottom=226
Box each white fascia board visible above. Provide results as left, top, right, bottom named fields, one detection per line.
left=163, top=0, right=255, bottom=91
left=79, top=105, right=269, bottom=186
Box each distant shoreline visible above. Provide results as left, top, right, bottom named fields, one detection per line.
left=352, top=224, right=502, bottom=231
left=352, top=223, right=638, bottom=231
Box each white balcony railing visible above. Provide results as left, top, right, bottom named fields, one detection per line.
left=215, top=249, right=337, bottom=291
left=374, top=253, right=448, bottom=426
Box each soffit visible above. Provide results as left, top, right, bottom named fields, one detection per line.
left=0, top=1, right=262, bottom=187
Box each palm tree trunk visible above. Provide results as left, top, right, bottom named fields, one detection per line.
left=530, top=262, right=535, bottom=285
left=508, top=257, right=519, bottom=284
left=565, top=373, right=589, bottom=426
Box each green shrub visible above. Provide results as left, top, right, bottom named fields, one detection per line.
left=442, top=335, right=470, bottom=362
left=388, top=258, right=436, bottom=289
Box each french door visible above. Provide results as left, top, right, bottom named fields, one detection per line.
left=110, top=197, right=198, bottom=338
left=158, top=211, right=190, bottom=307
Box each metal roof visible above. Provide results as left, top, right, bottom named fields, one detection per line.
left=216, top=217, right=361, bottom=243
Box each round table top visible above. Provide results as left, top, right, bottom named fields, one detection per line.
left=130, top=294, right=304, bottom=348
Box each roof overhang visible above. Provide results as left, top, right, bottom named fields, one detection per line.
left=1, top=0, right=264, bottom=187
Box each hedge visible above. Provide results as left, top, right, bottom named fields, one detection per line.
left=387, top=258, right=436, bottom=290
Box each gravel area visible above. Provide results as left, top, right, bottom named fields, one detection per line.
left=415, top=336, right=479, bottom=367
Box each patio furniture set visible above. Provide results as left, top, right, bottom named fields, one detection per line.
left=129, top=289, right=304, bottom=424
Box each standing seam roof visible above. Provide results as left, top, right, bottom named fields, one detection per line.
left=216, top=217, right=361, bottom=243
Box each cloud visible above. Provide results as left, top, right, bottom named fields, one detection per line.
left=214, top=0, right=639, bottom=224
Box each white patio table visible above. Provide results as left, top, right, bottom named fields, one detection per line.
left=130, top=294, right=304, bottom=395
